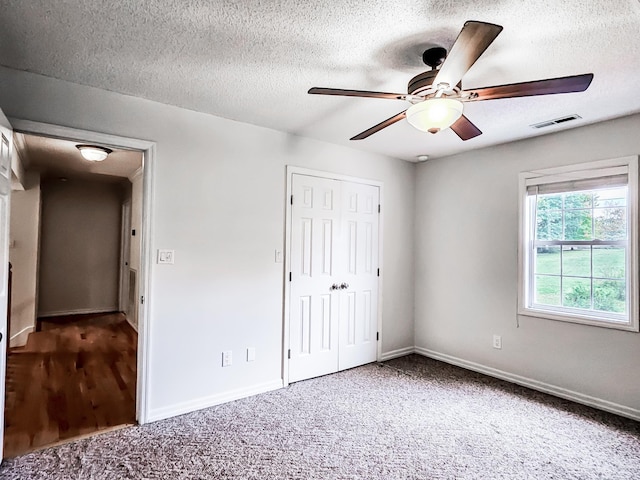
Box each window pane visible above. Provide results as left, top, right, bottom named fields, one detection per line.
left=536, top=210, right=562, bottom=240
left=593, top=246, right=625, bottom=279
left=535, top=247, right=560, bottom=275
left=594, top=207, right=626, bottom=240
left=593, top=279, right=626, bottom=313
left=594, top=187, right=626, bottom=208
left=562, top=277, right=591, bottom=309
left=564, top=191, right=592, bottom=209
left=534, top=275, right=561, bottom=306
left=564, top=209, right=592, bottom=240
left=537, top=194, right=562, bottom=211
left=562, top=246, right=591, bottom=277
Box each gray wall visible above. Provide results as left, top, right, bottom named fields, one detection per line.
left=0, top=66, right=416, bottom=421
left=414, top=114, right=640, bottom=418
left=38, top=177, right=124, bottom=316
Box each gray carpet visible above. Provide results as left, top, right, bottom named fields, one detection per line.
left=1, top=355, right=639, bottom=479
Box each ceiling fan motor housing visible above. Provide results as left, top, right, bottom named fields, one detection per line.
left=408, top=70, right=438, bottom=95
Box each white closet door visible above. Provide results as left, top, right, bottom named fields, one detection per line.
left=288, top=173, right=379, bottom=383
left=288, top=174, right=341, bottom=383
left=338, top=181, right=379, bottom=371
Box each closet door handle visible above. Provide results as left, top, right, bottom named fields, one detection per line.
left=340, top=283, right=349, bottom=290
left=330, top=283, right=340, bottom=291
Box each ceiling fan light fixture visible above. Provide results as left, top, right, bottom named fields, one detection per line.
left=76, top=144, right=112, bottom=162
left=406, top=98, right=464, bottom=134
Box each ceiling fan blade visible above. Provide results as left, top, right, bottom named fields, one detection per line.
left=309, top=87, right=408, bottom=100
left=434, top=21, right=503, bottom=89
left=462, top=73, right=594, bottom=102
left=450, top=115, right=482, bottom=140
left=350, top=111, right=407, bottom=140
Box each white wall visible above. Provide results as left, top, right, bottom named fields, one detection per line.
left=38, top=177, right=124, bottom=316
left=0, top=66, right=415, bottom=420
left=415, top=114, right=640, bottom=419
left=9, top=172, right=40, bottom=347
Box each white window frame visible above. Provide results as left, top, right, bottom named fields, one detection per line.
left=518, top=156, right=639, bottom=332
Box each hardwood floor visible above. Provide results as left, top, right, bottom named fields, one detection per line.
left=3, top=312, right=137, bottom=458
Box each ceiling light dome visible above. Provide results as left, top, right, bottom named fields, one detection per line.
left=76, top=144, right=112, bottom=162
left=406, top=98, right=464, bottom=134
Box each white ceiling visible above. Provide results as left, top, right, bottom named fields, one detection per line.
left=1, top=1, right=640, bottom=161
left=15, top=133, right=142, bottom=182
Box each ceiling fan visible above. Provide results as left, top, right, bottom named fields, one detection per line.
left=308, top=21, right=593, bottom=141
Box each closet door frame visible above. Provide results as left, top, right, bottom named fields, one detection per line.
left=283, top=166, right=384, bottom=386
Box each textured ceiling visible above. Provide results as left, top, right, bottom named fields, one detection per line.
left=1, top=1, right=640, bottom=161
left=16, top=133, right=142, bottom=182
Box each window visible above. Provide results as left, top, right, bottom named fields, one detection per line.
left=518, top=157, right=639, bottom=331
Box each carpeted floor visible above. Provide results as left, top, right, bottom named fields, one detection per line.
left=1, top=355, right=639, bottom=479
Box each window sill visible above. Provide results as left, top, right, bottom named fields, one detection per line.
left=518, top=306, right=639, bottom=332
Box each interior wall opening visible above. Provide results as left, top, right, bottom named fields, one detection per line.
left=4, top=131, right=143, bottom=458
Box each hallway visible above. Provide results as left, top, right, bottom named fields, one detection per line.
left=4, top=312, right=137, bottom=458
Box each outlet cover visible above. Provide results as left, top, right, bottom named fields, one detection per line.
left=493, top=335, right=502, bottom=350
left=247, top=347, right=256, bottom=362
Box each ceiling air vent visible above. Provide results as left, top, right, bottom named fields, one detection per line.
left=531, top=114, right=582, bottom=129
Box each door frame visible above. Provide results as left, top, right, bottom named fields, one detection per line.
left=119, top=200, right=132, bottom=315
left=283, top=166, right=384, bottom=386
left=8, top=118, right=155, bottom=424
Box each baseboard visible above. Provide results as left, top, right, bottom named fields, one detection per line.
left=146, top=379, right=284, bottom=423
left=38, top=307, right=118, bottom=318
left=125, top=316, right=138, bottom=332
left=379, top=346, right=415, bottom=362
left=414, top=347, right=640, bottom=422
left=9, top=325, right=34, bottom=348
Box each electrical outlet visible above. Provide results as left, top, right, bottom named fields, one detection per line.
left=493, top=335, right=502, bottom=350
left=247, top=347, right=256, bottom=362
left=222, top=350, right=232, bottom=367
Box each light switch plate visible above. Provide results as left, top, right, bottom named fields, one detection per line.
left=275, top=250, right=283, bottom=263
left=157, top=249, right=175, bottom=264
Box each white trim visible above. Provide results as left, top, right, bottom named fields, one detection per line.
left=415, top=347, right=640, bottom=422
left=128, top=166, right=143, bottom=182
left=8, top=118, right=155, bottom=151
left=283, top=166, right=384, bottom=386
left=8, top=118, right=155, bottom=425
left=285, top=166, right=384, bottom=188
left=9, top=325, right=33, bottom=348
left=146, top=379, right=283, bottom=423
left=138, top=143, right=154, bottom=424
left=379, top=346, right=414, bottom=362
left=521, top=157, right=637, bottom=179
left=126, top=316, right=138, bottom=333
left=118, top=201, right=132, bottom=314
left=38, top=307, right=118, bottom=318
left=517, top=155, right=639, bottom=332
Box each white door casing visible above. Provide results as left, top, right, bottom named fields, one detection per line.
left=7, top=118, right=154, bottom=424
left=119, top=201, right=132, bottom=314
left=0, top=108, right=13, bottom=459
left=287, top=171, right=380, bottom=383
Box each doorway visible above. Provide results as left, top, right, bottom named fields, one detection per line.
left=2, top=120, right=153, bottom=458
left=285, top=168, right=382, bottom=383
